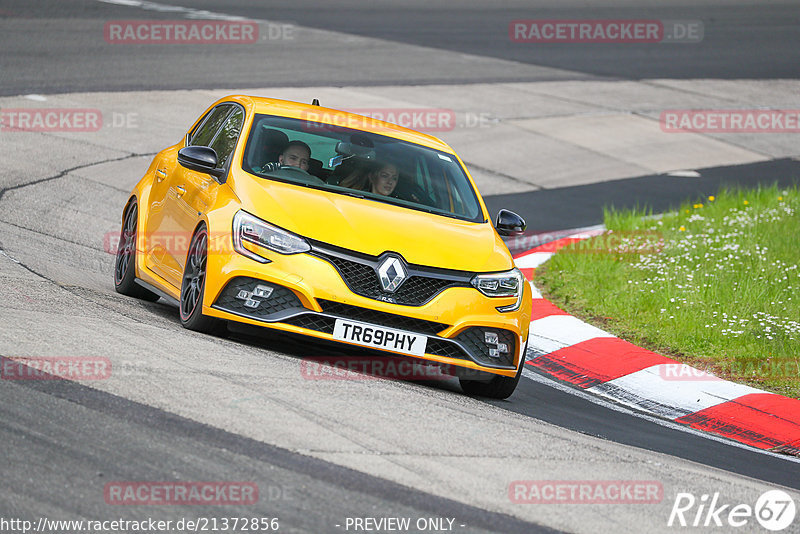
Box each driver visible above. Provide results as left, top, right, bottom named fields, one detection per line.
left=261, top=141, right=311, bottom=173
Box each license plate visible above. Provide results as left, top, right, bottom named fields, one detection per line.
left=332, top=319, right=427, bottom=357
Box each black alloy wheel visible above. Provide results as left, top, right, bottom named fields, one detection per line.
left=180, top=225, right=226, bottom=335
left=114, top=201, right=159, bottom=301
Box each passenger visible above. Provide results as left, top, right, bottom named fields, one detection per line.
left=262, top=141, right=311, bottom=173
left=369, top=163, right=399, bottom=196
left=340, top=162, right=400, bottom=197
left=337, top=164, right=369, bottom=191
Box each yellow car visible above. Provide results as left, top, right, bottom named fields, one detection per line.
left=114, top=96, right=531, bottom=398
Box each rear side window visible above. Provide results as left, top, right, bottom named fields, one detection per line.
left=189, top=105, right=233, bottom=147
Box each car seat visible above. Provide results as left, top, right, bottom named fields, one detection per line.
left=247, top=126, right=289, bottom=171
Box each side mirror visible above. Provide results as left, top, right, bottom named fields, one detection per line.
left=495, top=209, right=526, bottom=236
left=178, top=146, right=225, bottom=179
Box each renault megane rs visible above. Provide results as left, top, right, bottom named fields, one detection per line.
left=114, top=95, right=531, bottom=399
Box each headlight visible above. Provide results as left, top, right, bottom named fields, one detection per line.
left=471, top=268, right=526, bottom=312
left=233, top=210, right=310, bottom=263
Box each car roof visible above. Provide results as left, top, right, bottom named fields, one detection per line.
left=223, top=95, right=456, bottom=154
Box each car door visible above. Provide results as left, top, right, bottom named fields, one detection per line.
left=145, top=104, right=235, bottom=287
left=142, top=147, right=179, bottom=280
left=165, top=104, right=246, bottom=287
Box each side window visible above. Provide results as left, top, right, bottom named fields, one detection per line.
left=189, top=105, right=232, bottom=147
left=209, top=107, right=245, bottom=169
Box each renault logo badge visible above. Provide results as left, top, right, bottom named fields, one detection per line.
left=377, top=255, right=407, bottom=293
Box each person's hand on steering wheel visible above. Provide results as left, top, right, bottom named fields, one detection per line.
left=261, top=162, right=312, bottom=176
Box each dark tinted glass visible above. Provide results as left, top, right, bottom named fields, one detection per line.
left=209, top=107, right=244, bottom=168
left=190, top=105, right=232, bottom=147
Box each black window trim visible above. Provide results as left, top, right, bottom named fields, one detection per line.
left=208, top=105, right=246, bottom=171
left=207, top=107, right=238, bottom=149
left=186, top=103, right=234, bottom=147
left=185, top=102, right=247, bottom=183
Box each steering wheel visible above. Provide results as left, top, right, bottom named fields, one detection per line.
left=278, top=165, right=325, bottom=185
left=398, top=182, right=435, bottom=207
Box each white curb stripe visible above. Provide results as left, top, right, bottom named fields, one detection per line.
left=587, top=364, right=764, bottom=419
left=514, top=252, right=554, bottom=269
left=529, top=282, right=543, bottom=300
left=522, top=367, right=800, bottom=464
left=571, top=230, right=606, bottom=239
left=529, top=315, right=615, bottom=354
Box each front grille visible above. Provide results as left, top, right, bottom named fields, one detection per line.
left=282, top=314, right=336, bottom=334
left=311, top=245, right=472, bottom=307
left=213, top=277, right=305, bottom=320
left=397, top=276, right=461, bottom=305
left=324, top=254, right=377, bottom=292
left=427, top=338, right=469, bottom=360
left=455, top=327, right=516, bottom=368
left=318, top=299, right=448, bottom=336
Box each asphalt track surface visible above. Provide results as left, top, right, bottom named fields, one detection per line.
left=2, top=0, right=800, bottom=95
left=2, top=1, right=800, bottom=533
left=3, top=375, right=550, bottom=534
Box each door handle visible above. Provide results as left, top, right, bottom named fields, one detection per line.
left=175, top=185, right=186, bottom=197
left=155, top=169, right=167, bottom=182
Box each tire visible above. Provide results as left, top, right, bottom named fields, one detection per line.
left=114, top=201, right=160, bottom=302
left=179, top=225, right=227, bottom=336
left=460, top=333, right=528, bottom=399
left=459, top=363, right=523, bottom=400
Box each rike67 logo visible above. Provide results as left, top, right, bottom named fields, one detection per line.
left=668, top=490, right=796, bottom=531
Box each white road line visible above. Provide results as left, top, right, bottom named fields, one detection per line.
left=95, top=0, right=250, bottom=21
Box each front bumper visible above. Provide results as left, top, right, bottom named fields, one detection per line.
left=202, top=243, right=531, bottom=378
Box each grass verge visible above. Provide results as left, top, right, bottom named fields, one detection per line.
left=536, top=184, right=800, bottom=398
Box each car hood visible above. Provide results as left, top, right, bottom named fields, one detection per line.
left=234, top=176, right=513, bottom=272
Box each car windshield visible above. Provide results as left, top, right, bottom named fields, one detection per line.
left=241, top=114, right=485, bottom=222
